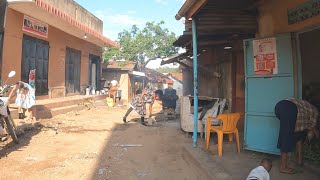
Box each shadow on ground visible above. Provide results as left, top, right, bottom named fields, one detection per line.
left=0, top=122, right=44, bottom=158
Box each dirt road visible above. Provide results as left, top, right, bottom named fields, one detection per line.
left=0, top=102, right=199, bottom=180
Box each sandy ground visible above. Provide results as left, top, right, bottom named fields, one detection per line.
left=1, top=101, right=319, bottom=180
left=0, top=102, right=199, bottom=180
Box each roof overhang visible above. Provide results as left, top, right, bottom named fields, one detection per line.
left=175, top=0, right=258, bottom=44
left=161, top=53, right=189, bottom=65
left=7, top=0, right=119, bottom=48
left=175, top=0, right=207, bottom=20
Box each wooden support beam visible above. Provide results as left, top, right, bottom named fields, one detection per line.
left=185, top=0, right=207, bottom=20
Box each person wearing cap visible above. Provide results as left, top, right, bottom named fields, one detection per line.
left=8, top=81, right=36, bottom=121
left=123, top=85, right=163, bottom=125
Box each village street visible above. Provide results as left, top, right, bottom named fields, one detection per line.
left=0, top=101, right=202, bottom=180
left=0, top=100, right=319, bottom=180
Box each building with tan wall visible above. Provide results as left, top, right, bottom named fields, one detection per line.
left=0, top=0, right=118, bottom=99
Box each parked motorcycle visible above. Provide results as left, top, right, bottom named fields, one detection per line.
left=0, top=71, right=18, bottom=144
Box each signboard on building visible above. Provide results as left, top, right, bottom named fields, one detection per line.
left=253, top=38, right=278, bottom=75
left=288, top=0, right=320, bottom=25
left=22, top=15, right=48, bottom=38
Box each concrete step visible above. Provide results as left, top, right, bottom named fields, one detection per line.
left=35, top=104, right=88, bottom=119
left=9, top=95, right=107, bottom=119
left=182, top=145, right=231, bottom=180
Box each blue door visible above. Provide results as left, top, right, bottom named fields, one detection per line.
left=244, top=33, right=295, bottom=155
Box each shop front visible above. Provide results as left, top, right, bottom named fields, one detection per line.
left=2, top=0, right=118, bottom=98
left=244, top=0, right=320, bottom=154
left=171, top=0, right=320, bottom=152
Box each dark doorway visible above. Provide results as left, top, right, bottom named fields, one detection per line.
left=299, top=28, right=320, bottom=110
left=89, top=54, right=101, bottom=90
left=21, top=35, right=49, bottom=96
left=0, top=32, right=3, bottom=82
left=65, top=47, right=81, bottom=94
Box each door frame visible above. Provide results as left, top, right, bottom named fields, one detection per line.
left=89, top=54, right=101, bottom=90
left=65, top=47, right=81, bottom=94
left=294, top=25, right=320, bottom=99
left=0, top=32, right=3, bottom=83
left=21, top=34, right=50, bottom=96
left=244, top=33, right=296, bottom=155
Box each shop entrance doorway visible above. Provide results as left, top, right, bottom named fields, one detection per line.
left=65, top=47, right=81, bottom=94
left=298, top=28, right=320, bottom=111
left=21, top=35, right=49, bottom=96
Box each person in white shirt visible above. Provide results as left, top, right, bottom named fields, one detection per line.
left=110, top=78, right=118, bottom=87
left=247, top=158, right=272, bottom=180
left=109, top=77, right=118, bottom=104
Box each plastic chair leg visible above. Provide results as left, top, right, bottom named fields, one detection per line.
left=228, top=134, right=233, bottom=142
left=217, top=132, right=223, bottom=156
left=235, top=130, right=240, bottom=153
left=203, top=123, right=207, bottom=140
left=205, top=129, right=211, bottom=150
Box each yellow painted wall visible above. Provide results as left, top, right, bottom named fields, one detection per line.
left=257, top=0, right=320, bottom=37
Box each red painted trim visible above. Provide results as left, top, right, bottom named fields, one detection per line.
left=34, top=0, right=119, bottom=48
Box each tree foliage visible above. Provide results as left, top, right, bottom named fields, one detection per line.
left=103, top=21, right=178, bottom=66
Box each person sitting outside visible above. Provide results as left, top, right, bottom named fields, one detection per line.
left=8, top=81, right=36, bottom=121
left=247, top=158, right=272, bottom=180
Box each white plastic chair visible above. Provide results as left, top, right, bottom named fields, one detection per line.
left=201, top=99, right=226, bottom=140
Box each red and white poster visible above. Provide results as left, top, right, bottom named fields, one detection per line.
left=253, top=37, right=278, bottom=75
left=23, top=15, right=48, bottom=38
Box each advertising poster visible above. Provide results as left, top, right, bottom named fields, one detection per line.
left=253, top=37, right=278, bottom=75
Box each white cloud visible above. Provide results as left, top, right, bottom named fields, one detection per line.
left=93, top=10, right=147, bottom=40
left=127, top=10, right=137, bottom=14
left=94, top=11, right=145, bottom=26
left=155, top=0, right=168, bottom=5
left=103, top=30, right=118, bottom=41
left=106, top=14, right=145, bottom=26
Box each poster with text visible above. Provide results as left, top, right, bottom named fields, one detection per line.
left=253, top=37, right=278, bottom=75
left=23, top=15, right=48, bottom=38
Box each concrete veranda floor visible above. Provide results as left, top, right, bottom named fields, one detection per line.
left=183, top=132, right=320, bottom=180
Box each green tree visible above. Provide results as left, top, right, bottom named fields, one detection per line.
left=103, top=21, right=178, bottom=66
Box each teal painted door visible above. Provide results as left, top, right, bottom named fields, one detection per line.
left=244, top=33, right=295, bottom=155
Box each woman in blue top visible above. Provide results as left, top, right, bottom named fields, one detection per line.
left=9, top=81, right=36, bottom=121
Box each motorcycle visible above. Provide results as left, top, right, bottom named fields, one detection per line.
left=0, top=71, right=18, bottom=144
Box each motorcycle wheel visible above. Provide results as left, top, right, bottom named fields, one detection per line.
left=4, top=116, right=19, bottom=144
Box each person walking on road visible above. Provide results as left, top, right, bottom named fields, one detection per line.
left=123, top=86, right=163, bottom=125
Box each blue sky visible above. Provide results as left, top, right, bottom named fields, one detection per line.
left=75, top=0, right=186, bottom=41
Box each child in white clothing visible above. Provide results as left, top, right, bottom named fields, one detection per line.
left=247, top=158, right=272, bottom=180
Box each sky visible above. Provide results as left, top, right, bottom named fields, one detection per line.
left=74, top=0, right=186, bottom=69
left=75, top=0, right=185, bottom=41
